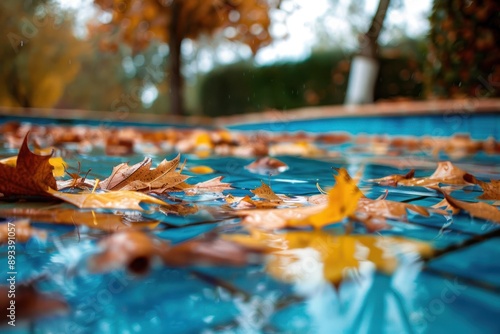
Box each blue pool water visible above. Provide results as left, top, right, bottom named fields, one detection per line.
left=1, top=116, right=500, bottom=334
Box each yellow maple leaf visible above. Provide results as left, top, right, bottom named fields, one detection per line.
left=289, top=168, right=363, bottom=229
left=47, top=188, right=167, bottom=210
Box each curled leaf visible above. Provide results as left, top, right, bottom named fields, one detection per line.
left=441, top=192, right=500, bottom=223
left=463, top=173, right=500, bottom=200
left=368, top=169, right=415, bottom=186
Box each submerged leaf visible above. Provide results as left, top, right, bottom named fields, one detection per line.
left=398, top=161, right=471, bottom=187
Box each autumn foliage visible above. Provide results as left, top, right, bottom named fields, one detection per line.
left=93, top=0, right=278, bottom=115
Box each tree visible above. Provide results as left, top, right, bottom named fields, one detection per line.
left=93, top=0, right=279, bottom=116
left=0, top=1, right=88, bottom=108
left=426, top=0, right=500, bottom=98
left=345, top=0, right=391, bottom=104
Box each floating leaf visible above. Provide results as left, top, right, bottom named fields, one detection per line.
left=399, top=161, right=471, bottom=187
left=356, top=197, right=434, bottom=222
left=464, top=173, right=500, bottom=200
left=183, top=176, right=233, bottom=195
left=441, top=192, right=500, bottom=223
left=368, top=169, right=415, bottom=186
left=245, top=156, right=289, bottom=176
left=100, top=154, right=188, bottom=192
left=251, top=181, right=282, bottom=202
left=47, top=188, right=167, bottom=210
left=288, top=168, right=363, bottom=229
left=0, top=133, right=56, bottom=198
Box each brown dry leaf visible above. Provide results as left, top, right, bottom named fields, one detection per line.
left=251, top=181, right=282, bottom=202
left=0, top=133, right=56, bottom=198
left=398, top=161, right=471, bottom=187
left=432, top=198, right=460, bottom=215
left=100, top=157, right=153, bottom=190
left=368, top=169, right=415, bottom=186
left=183, top=176, right=233, bottom=195
left=463, top=173, right=500, bottom=200
left=47, top=188, right=167, bottom=210
left=441, top=192, right=500, bottom=223
left=0, top=208, right=159, bottom=231
left=356, top=197, right=434, bottom=222
left=100, top=154, right=189, bottom=192
left=0, top=219, right=46, bottom=245
left=245, top=156, right=289, bottom=176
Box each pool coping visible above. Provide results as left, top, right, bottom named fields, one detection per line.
left=0, top=98, right=499, bottom=128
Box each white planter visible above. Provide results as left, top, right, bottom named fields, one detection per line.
left=345, top=55, right=380, bottom=105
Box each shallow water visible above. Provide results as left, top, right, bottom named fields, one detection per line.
left=1, top=124, right=500, bottom=334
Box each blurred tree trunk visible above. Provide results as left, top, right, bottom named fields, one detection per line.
left=168, top=0, right=184, bottom=116
left=345, top=0, right=390, bottom=104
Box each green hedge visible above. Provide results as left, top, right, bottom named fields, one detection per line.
left=199, top=47, right=425, bottom=117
